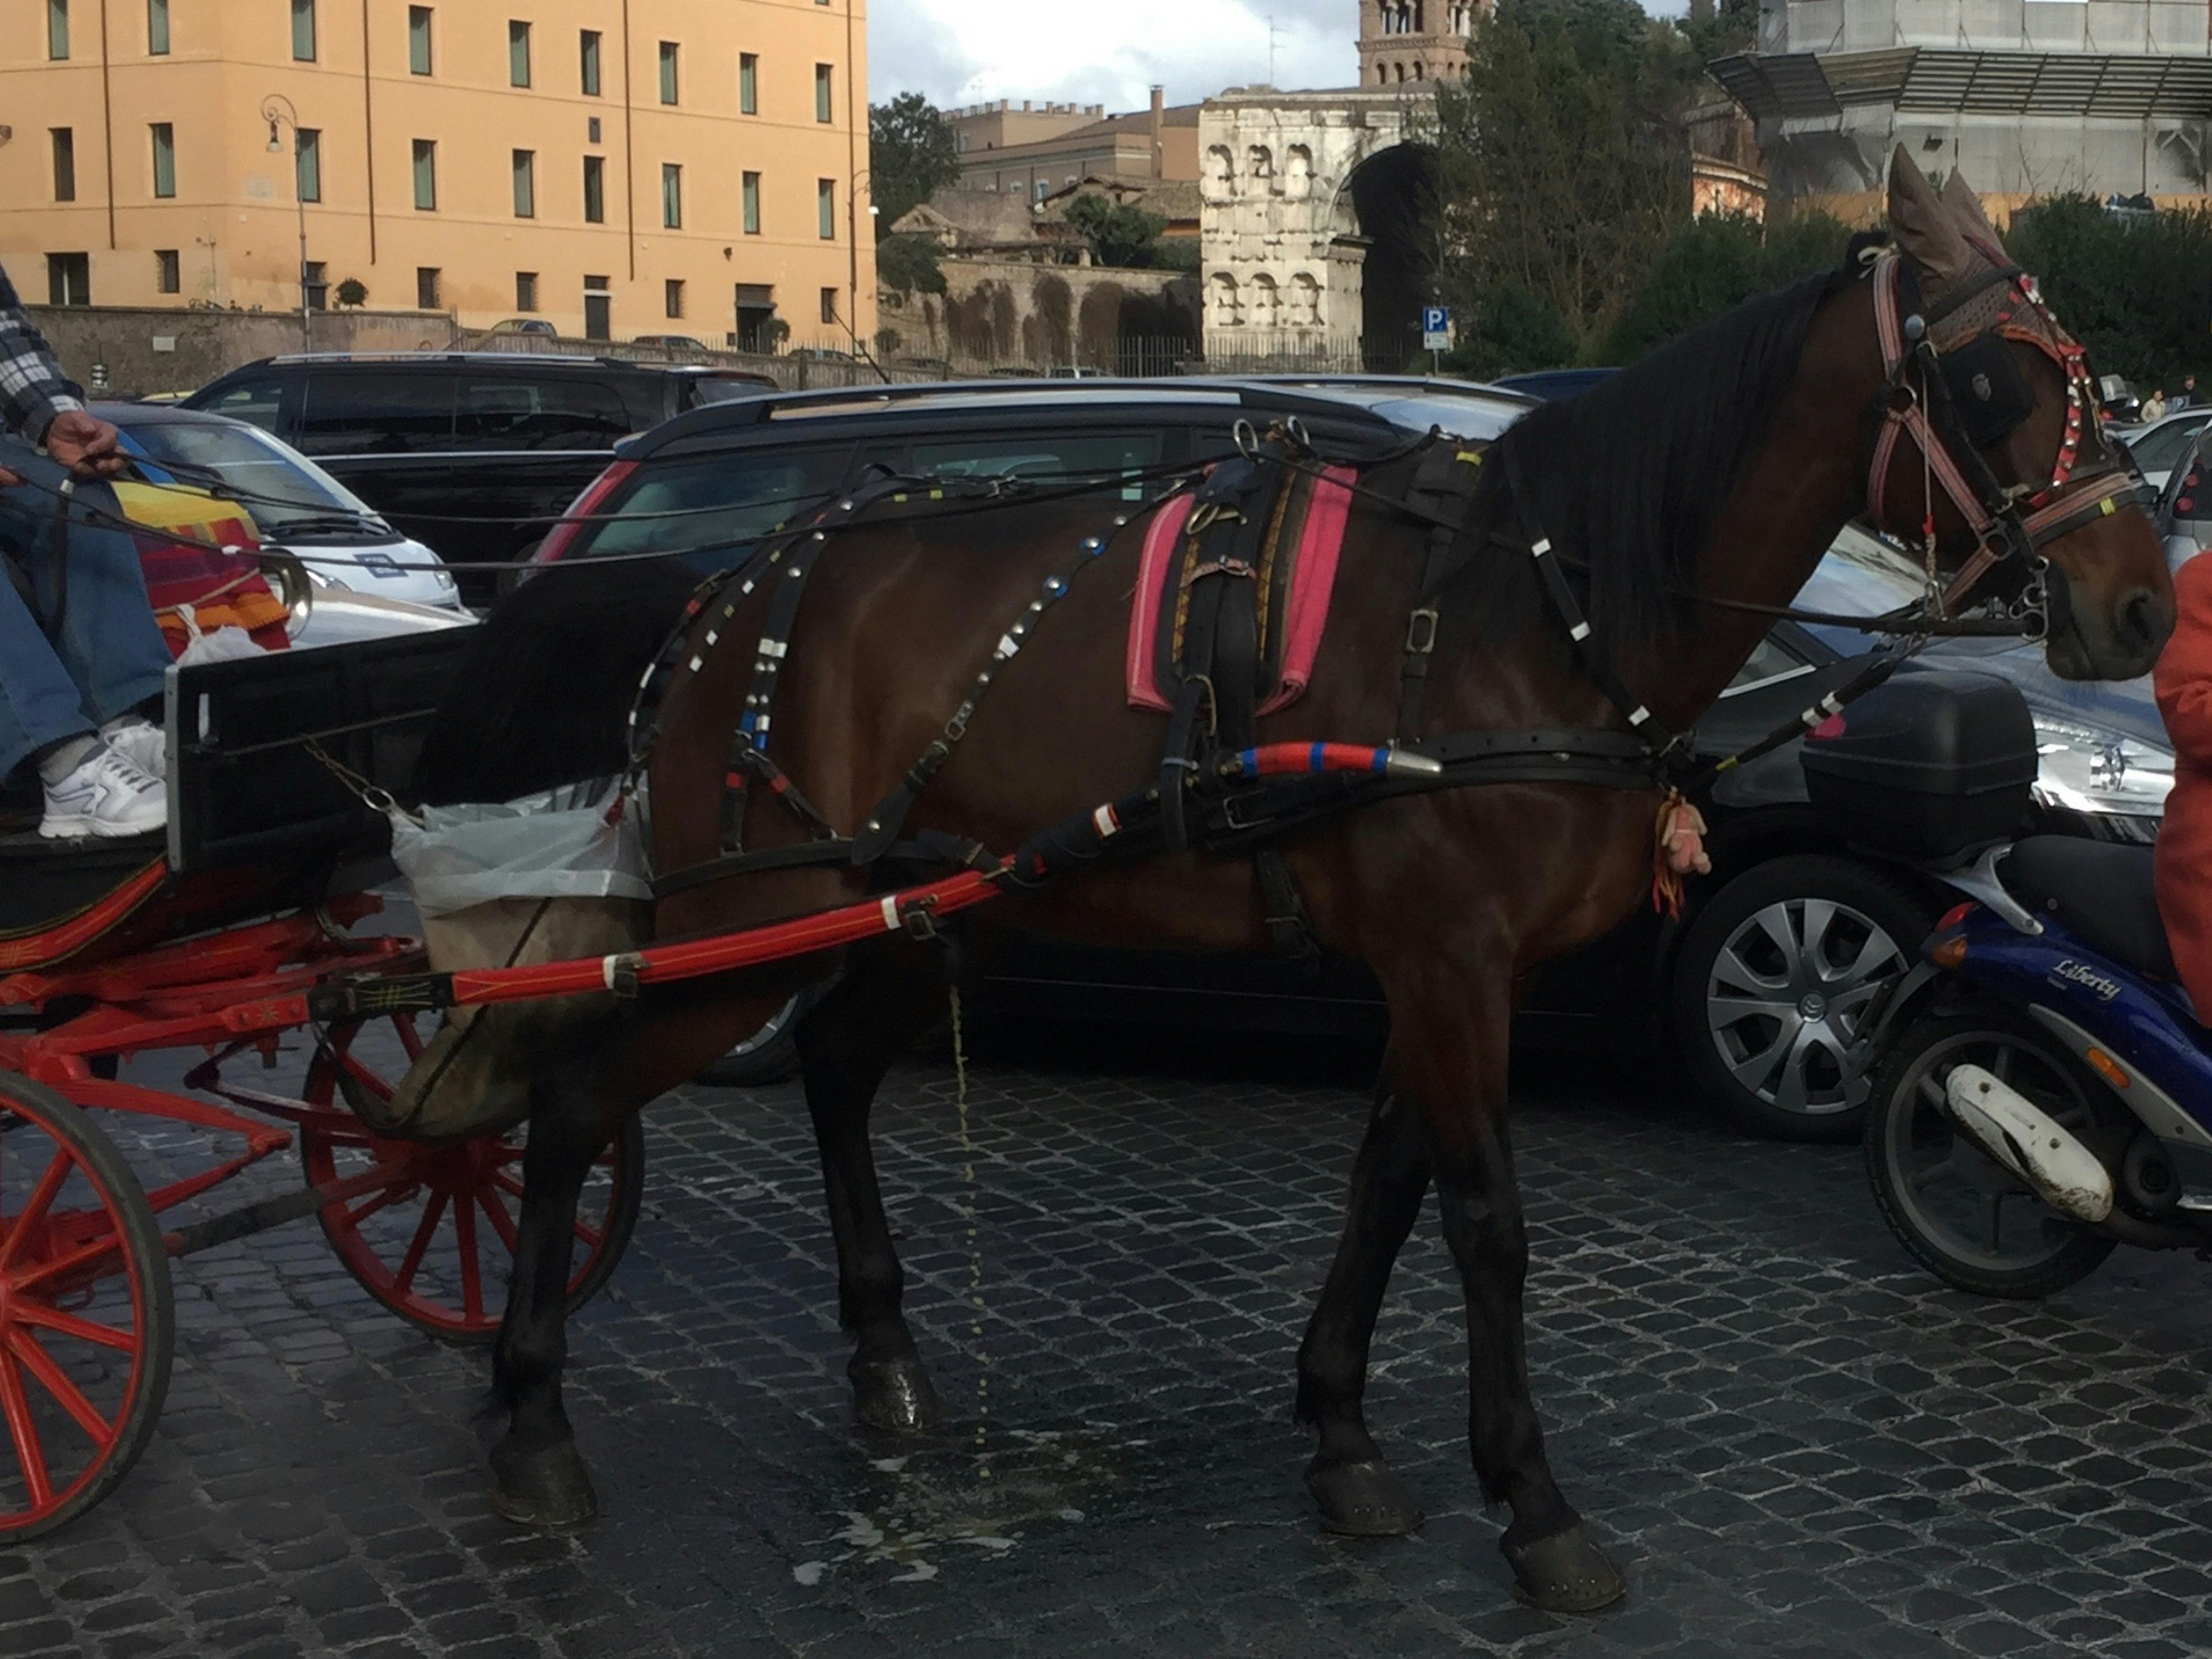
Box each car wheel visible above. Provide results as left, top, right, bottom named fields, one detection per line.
left=1671, top=854, right=1932, bottom=1142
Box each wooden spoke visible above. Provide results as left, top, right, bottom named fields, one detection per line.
left=0, top=1147, right=75, bottom=1274
left=491, top=1170, right=527, bottom=1202
left=0, top=1351, right=53, bottom=1510
left=342, top=1184, right=415, bottom=1230
left=391, top=1189, right=449, bottom=1296
left=480, top=1190, right=520, bottom=1255
left=573, top=1214, right=604, bottom=1251
left=5, top=1330, right=111, bottom=1444
left=9, top=1301, right=137, bottom=1354
left=454, top=1194, right=484, bottom=1324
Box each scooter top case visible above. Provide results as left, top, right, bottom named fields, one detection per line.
left=1929, top=836, right=2212, bottom=1154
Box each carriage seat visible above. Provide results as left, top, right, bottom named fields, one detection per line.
left=2003, top=835, right=2176, bottom=982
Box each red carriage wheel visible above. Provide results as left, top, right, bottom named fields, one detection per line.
left=0, top=1072, right=174, bottom=1541
left=297, top=1017, right=645, bottom=1345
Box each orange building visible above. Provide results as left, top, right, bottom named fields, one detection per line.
left=0, top=0, right=873, bottom=348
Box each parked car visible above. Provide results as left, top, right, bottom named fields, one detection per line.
left=2114, top=408, right=2211, bottom=494
left=182, top=353, right=786, bottom=601
left=533, top=374, right=2166, bottom=1139
left=484, top=319, right=559, bottom=338
left=1491, top=368, right=1616, bottom=402
left=100, top=401, right=463, bottom=613
left=2152, top=422, right=2212, bottom=572
left=630, top=334, right=710, bottom=354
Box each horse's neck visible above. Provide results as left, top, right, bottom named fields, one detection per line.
left=1641, top=282, right=1887, bottom=727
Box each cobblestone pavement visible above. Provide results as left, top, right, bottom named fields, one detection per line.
left=3, top=1025, right=2210, bottom=1659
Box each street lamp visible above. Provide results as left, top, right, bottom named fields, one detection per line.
left=846, top=166, right=889, bottom=382
left=261, top=93, right=312, bottom=350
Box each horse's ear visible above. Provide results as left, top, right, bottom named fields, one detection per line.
left=1940, top=170, right=2009, bottom=264
left=1887, top=145, right=1978, bottom=298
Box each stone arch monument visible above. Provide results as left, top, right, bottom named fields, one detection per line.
left=1199, top=86, right=1435, bottom=367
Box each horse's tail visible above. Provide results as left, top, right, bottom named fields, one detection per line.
left=412, top=558, right=701, bottom=806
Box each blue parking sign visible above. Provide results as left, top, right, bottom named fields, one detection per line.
left=1421, top=305, right=1452, bottom=351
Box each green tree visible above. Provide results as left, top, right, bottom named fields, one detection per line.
left=876, top=232, right=947, bottom=296
left=869, top=92, right=960, bottom=228
left=1601, top=209, right=1851, bottom=361
left=2005, top=196, right=2212, bottom=389
left=1429, top=0, right=1698, bottom=363
left=335, top=277, right=368, bottom=308
left=1444, top=280, right=1576, bottom=378
left=1063, top=194, right=1169, bottom=269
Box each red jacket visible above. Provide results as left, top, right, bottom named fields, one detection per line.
left=2154, top=554, right=2212, bottom=1013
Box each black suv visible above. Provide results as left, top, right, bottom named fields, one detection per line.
left=183, top=353, right=776, bottom=599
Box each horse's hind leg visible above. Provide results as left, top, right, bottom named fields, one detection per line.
left=487, top=1047, right=610, bottom=1528
left=1385, top=954, right=1626, bottom=1613
left=1296, top=1067, right=1431, bottom=1537
left=797, top=940, right=950, bottom=1432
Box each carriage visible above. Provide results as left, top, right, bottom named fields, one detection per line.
left=0, top=631, right=652, bottom=1539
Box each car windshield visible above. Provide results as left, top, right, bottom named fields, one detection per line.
left=118, top=417, right=390, bottom=540
left=1253, top=382, right=1528, bottom=442
left=573, top=448, right=851, bottom=565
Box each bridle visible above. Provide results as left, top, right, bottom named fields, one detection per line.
left=1864, top=250, right=2152, bottom=642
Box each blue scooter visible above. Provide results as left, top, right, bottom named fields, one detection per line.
left=1797, top=669, right=2212, bottom=1296
left=1861, top=836, right=2212, bottom=1296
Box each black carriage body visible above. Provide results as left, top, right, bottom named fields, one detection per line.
left=1800, top=672, right=2039, bottom=863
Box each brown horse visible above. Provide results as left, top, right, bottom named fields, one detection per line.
left=415, top=151, right=2172, bottom=1610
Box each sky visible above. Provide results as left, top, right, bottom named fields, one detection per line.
left=867, top=0, right=1687, bottom=113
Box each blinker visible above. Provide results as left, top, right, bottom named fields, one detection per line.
left=1939, top=333, right=2033, bottom=450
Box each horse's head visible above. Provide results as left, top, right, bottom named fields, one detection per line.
left=1872, top=146, right=2173, bottom=681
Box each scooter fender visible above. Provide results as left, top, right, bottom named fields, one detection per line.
left=1945, top=1063, right=2115, bottom=1224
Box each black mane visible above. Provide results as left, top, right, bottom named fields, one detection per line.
left=1484, top=267, right=1852, bottom=646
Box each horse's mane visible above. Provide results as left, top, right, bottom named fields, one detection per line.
left=1483, top=266, right=1854, bottom=647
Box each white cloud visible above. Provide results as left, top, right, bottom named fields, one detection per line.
left=869, top=0, right=1357, bottom=111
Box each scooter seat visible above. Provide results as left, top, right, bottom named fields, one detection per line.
left=2003, top=835, right=2177, bottom=982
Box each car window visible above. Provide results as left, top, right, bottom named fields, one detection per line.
left=198, top=375, right=290, bottom=436
left=119, top=417, right=383, bottom=536
left=1721, top=632, right=1812, bottom=694
left=908, top=431, right=1161, bottom=501
left=2126, top=415, right=2210, bottom=475
left=300, top=372, right=456, bottom=456
left=455, top=377, right=633, bottom=450
left=1339, top=392, right=1526, bottom=441
left=574, top=446, right=853, bottom=566
left=1793, top=524, right=1931, bottom=654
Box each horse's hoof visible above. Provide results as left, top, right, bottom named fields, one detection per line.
left=851, top=1355, right=943, bottom=1433
left=488, top=1437, right=599, bottom=1530
left=1502, top=1523, right=1626, bottom=1613
left=1305, top=1456, right=1425, bottom=1537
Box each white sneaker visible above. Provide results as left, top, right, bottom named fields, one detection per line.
left=39, top=743, right=168, bottom=840
left=99, top=716, right=166, bottom=781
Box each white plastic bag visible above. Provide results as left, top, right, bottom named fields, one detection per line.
left=173, top=605, right=267, bottom=665
left=388, top=778, right=650, bottom=919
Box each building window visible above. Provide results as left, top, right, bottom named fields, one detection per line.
left=516, top=271, right=538, bottom=311
left=741, top=171, right=761, bottom=234
left=658, top=41, right=679, bottom=105
left=665, top=279, right=685, bottom=320
left=412, top=139, right=437, bottom=210
left=739, top=53, right=758, bottom=114
left=582, top=155, right=605, bottom=223
left=512, top=150, right=535, bottom=217
left=296, top=129, right=321, bottom=202
left=407, top=6, right=432, bottom=75
left=416, top=267, right=441, bottom=309
left=47, top=253, right=90, bottom=306
left=146, top=0, right=169, bottom=54
left=661, top=164, right=683, bottom=229
left=579, top=29, right=601, bottom=95
left=290, top=0, right=316, bottom=62
left=48, top=0, right=69, bottom=60
left=817, top=179, right=835, bottom=240
left=156, top=248, right=181, bottom=293
left=150, top=124, right=176, bottom=199
left=303, top=260, right=328, bottom=310
left=815, top=64, right=834, bottom=123
left=508, top=20, right=531, bottom=87
left=819, top=287, right=838, bottom=325
left=588, top=116, right=601, bottom=143
left=50, top=130, right=75, bottom=203
left=583, top=275, right=611, bottom=341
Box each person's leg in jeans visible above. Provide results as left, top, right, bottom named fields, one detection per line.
left=0, top=559, right=96, bottom=785
left=0, top=445, right=170, bottom=730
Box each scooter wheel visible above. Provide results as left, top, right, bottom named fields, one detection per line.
left=1866, top=1011, right=2120, bottom=1298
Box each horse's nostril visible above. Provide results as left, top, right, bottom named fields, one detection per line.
left=2120, top=588, right=2167, bottom=652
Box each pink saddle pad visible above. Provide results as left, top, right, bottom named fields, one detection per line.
left=1124, top=465, right=1357, bottom=715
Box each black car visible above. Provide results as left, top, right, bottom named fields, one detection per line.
left=181, top=353, right=778, bottom=600
left=531, top=376, right=2170, bottom=1141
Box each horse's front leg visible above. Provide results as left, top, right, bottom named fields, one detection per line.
left=1297, top=1067, right=1431, bottom=1536
left=797, top=938, right=954, bottom=1432
left=487, top=1049, right=611, bottom=1528
left=1382, top=950, right=1627, bottom=1613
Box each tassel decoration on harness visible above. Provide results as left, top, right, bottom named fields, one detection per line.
left=1650, top=789, right=1711, bottom=919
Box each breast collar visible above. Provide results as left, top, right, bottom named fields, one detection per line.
left=1865, top=251, right=2150, bottom=634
